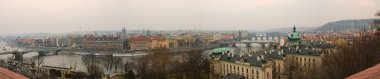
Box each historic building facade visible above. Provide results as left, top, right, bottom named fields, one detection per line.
left=82, top=35, right=124, bottom=50
left=210, top=26, right=335, bottom=79
left=129, top=36, right=169, bottom=51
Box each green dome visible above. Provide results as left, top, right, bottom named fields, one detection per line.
left=211, top=47, right=229, bottom=58
left=212, top=47, right=230, bottom=53
left=288, top=26, right=301, bottom=41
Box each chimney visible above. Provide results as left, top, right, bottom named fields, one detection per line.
left=281, top=49, right=284, bottom=53
left=257, top=56, right=261, bottom=60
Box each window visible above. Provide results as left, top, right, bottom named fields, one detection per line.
left=257, top=71, right=259, bottom=79
left=304, top=58, right=306, bottom=62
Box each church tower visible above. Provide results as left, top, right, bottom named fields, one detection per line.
left=286, top=25, right=301, bottom=46
left=122, top=27, right=127, bottom=37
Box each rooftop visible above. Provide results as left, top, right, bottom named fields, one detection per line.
left=0, top=67, right=29, bottom=79
left=212, top=47, right=230, bottom=53
left=346, top=63, right=380, bottom=79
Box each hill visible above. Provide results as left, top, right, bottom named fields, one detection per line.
left=315, top=19, right=377, bottom=32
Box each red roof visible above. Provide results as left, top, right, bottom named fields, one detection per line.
left=150, top=37, right=166, bottom=41
left=0, top=67, right=29, bottom=79
left=129, top=36, right=166, bottom=42
left=129, top=36, right=150, bottom=42
left=346, top=63, right=380, bottom=79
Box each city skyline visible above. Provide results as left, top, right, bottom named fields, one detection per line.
left=0, top=0, right=379, bottom=35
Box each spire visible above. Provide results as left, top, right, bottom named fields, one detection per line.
left=293, top=25, right=296, bottom=32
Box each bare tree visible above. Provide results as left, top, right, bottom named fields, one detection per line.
left=320, top=15, right=380, bottom=79
left=135, top=49, right=210, bottom=79
left=82, top=54, right=102, bottom=77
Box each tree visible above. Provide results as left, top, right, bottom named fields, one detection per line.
left=82, top=54, right=103, bottom=78
left=319, top=12, right=380, bottom=79
left=123, top=63, right=135, bottom=79
left=135, top=49, right=210, bottom=79
left=333, top=39, right=347, bottom=47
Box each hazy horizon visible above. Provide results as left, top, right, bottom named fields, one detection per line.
left=1, top=0, right=379, bottom=35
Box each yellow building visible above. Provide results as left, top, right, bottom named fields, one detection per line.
left=210, top=48, right=275, bottom=79
left=210, top=47, right=327, bottom=79
left=150, top=37, right=169, bottom=49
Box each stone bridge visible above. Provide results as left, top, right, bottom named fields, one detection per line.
left=0, top=47, right=63, bottom=61
left=218, top=40, right=278, bottom=48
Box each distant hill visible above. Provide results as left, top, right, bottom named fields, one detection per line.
left=315, top=19, right=377, bottom=32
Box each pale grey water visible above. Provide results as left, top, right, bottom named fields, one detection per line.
left=0, top=41, right=264, bottom=74
left=0, top=41, right=135, bottom=73
left=39, top=55, right=88, bottom=72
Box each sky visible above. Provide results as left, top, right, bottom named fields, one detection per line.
left=0, top=0, right=379, bottom=35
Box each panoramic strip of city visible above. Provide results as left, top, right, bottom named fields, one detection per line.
left=0, top=0, right=379, bottom=79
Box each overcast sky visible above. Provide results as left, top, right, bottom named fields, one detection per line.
left=0, top=0, right=379, bottom=35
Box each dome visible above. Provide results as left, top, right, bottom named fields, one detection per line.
left=287, top=25, right=301, bottom=41
left=212, top=47, right=230, bottom=53
left=211, top=47, right=230, bottom=58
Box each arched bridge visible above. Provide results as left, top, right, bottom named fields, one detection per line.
left=218, top=40, right=278, bottom=47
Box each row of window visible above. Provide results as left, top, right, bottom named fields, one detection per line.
left=293, top=56, right=317, bottom=63
left=221, top=63, right=265, bottom=79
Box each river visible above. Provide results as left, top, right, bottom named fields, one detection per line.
left=0, top=41, right=265, bottom=74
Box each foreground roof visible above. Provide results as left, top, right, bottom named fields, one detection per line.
left=0, top=67, right=29, bottom=79
left=346, top=63, right=380, bottom=79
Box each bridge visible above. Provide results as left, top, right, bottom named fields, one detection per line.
left=218, top=40, right=279, bottom=48
left=0, top=47, right=63, bottom=61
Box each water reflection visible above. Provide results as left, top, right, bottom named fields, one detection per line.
left=0, top=41, right=266, bottom=74
left=40, top=55, right=87, bottom=72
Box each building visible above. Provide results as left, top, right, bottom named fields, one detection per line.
left=129, top=36, right=169, bottom=51
left=150, top=37, right=169, bottom=49
left=286, top=25, right=301, bottom=46
left=82, top=35, right=124, bottom=50
left=166, top=34, right=196, bottom=48
left=129, top=35, right=151, bottom=51
left=209, top=47, right=325, bottom=79
left=210, top=48, right=274, bottom=79
left=209, top=26, right=333, bottom=79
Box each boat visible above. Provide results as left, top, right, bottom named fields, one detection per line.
left=112, top=53, right=133, bottom=56
left=94, top=52, right=111, bottom=56
left=74, top=52, right=92, bottom=55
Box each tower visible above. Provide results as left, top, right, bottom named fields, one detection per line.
left=121, top=27, right=127, bottom=37
left=287, top=25, right=301, bottom=46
